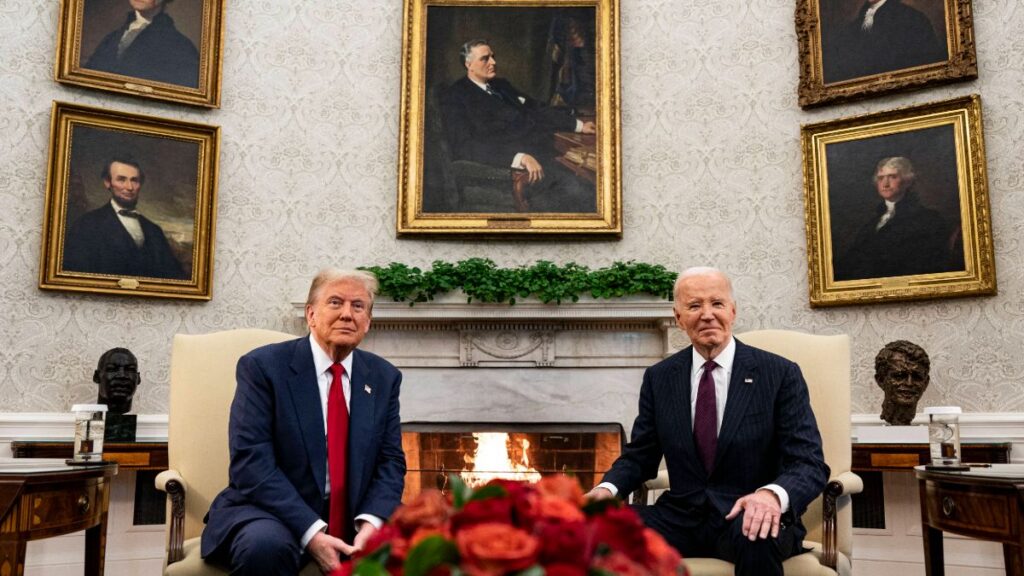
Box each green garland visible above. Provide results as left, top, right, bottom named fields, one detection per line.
left=360, top=258, right=677, bottom=305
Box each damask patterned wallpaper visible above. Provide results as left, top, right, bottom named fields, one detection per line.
left=0, top=0, right=1021, bottom=416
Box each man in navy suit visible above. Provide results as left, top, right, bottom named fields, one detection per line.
left=440, top=39, right=597, bottom=212
left=202, top=269, right=406, bottom=575
left=63, top=155, right=187, bottom=280
left=589, top=267, right=829, bottom=576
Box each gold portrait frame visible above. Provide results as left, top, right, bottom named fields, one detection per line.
left=40, top=102, right=220, bottom=300
left=802, top=95, right=995, bottom=307
left=396, top=0, right=621, bottom=236
left=55, top=0, right=225, bottom=108
left=797, top=0, right=977, bottom=108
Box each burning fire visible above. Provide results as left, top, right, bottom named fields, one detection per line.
left=461, top=433, right=542, bottom=487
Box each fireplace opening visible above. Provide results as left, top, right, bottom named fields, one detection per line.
left=400, top=422, right=625, bottom=501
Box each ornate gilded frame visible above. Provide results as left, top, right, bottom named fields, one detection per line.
left=802, top=95, right=995, bottom=307
left=797, top=0, right=977, bottom=108
left=55, top=0, right=225, bottom=108
left=39, top=102, right=220, bottom=300
left=396, top=0, right=621, bottom=236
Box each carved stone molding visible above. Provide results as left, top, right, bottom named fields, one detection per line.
left=292, top=295, right=677, bottom=368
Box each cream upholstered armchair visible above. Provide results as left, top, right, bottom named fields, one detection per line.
left=155, top=329, right=320, bottom=576
left=639, top=330, right=863, bottom=576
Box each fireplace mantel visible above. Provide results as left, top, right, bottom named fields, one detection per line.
left=292, top=295, right=685, bottom=368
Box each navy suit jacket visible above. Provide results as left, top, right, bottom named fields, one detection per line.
left=201, top=337, right=405, bottom=557
left=602, top=339, right=829, bottom=537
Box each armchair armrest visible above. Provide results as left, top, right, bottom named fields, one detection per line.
left=630, top=468, right=670, bottom=505
left=155, top=469, right=188, bottom=564
left=820, top=470, right=863, bottom=570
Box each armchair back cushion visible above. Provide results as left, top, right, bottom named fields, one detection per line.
left=734, top=330, right=852, bottom=560
left=168, top=329, right=294, bottom=542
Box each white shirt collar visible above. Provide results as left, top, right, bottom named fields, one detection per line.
left=865, top=0, right=888, bottom=15
left=308, top=333, right=354, bottom=378
left=468, top=77, right=490, bottom=92
left=691, top=336, right=736, bottom=373
left=128, top=11, right=154, bottom=32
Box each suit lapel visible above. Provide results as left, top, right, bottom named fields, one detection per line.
left=347, top=349, right=377, bottom=507
left=669, top=350, right=699, bottom=466
left=287, top=339, right=328, bottom=497
left=714, top=340, right=757, bottom=469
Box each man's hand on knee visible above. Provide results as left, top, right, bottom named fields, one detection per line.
left=725, top=489, right=782, bottom=541
left=307, top=532, right=355, bottom=574
left=585, top=486, right=615, bottom=501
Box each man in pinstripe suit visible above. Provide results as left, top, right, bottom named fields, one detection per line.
left=589, top=267, right=829, bottom=576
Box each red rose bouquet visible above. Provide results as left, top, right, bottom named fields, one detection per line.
left=332, top=475, right=687, bottom=576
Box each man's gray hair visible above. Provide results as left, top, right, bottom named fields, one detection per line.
left=305, top=268, right=379, bottom=309
left=673, top=266, right=734, bottom=301
left=875, top=156, right=916, bottom=183
left=460, top=39, right=490, bottom=63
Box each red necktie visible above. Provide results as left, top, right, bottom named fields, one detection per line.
left=693, top=360, right=718, bottom=473
left=327, top=363, right=349, bottom=538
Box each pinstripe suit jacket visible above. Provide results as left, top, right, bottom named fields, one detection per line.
left=603, top=339, right=829, bottom=537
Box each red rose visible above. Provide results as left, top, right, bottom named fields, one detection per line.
left=641, top=528, right=683, bottom=575
left=356, top=524, right=405, bottom=559
left=591, top=550, right=650, bottom=576
left=535, top=498, right=585, bottom=523
left=543, top=563, right=588, bottom=576
left=535, top=519, right=588, bottom=566
left=590, top=505, right=649, bottom=563
left=480, top=479, right=543, bottom=527
left=450, top=496, right=513, bottom=531
left=392, top=489, right=450, bottom=535
left=537, top=475, right=585, bottom=506
left=456, top=522, right=540, bottom=576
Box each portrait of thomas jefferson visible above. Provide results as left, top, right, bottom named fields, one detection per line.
left=825, top=125, right=964, bottom=283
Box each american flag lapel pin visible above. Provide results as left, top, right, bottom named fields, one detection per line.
left=364, top=384, right=372, bottom=395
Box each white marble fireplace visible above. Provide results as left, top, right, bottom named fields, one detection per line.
left=294, top=295, right=682, bottom=432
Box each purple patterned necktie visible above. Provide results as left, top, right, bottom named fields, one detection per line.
left=693, top=359, right=719, bottom=473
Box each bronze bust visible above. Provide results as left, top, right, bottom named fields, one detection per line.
left=94, top=347, right=140, bottom=415
left=874, top=340, right=930, bottom=426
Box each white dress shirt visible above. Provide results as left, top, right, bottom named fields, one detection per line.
left=875, top=199, right=897, bottom=230
left=300, top=335, right=381, bottom=548
left=861, top=0, right=889, bottom=31
left=112, top=200, right=145, bottom=248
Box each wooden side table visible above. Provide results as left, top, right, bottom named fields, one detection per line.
left=0, top=459, right=117, bottom=576
left=11, top=440, right=167, bottom=470
left=854, top=442, right=1011, bottom=471
left=915, top=464, right=1024, bottom=575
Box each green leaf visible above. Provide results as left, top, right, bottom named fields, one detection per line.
left=449, top=473, right=473, bottom=509
left=467, top=484, right=508, bottom=502
left=362, top=542, right=391, bottom=565
left=403, top=535, right=459, bottom=576
left=352, top=559, right=390, bottom=576
left=362, top=260, right=676, bottom=306
left=514, top=566, right=545, bottom=576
